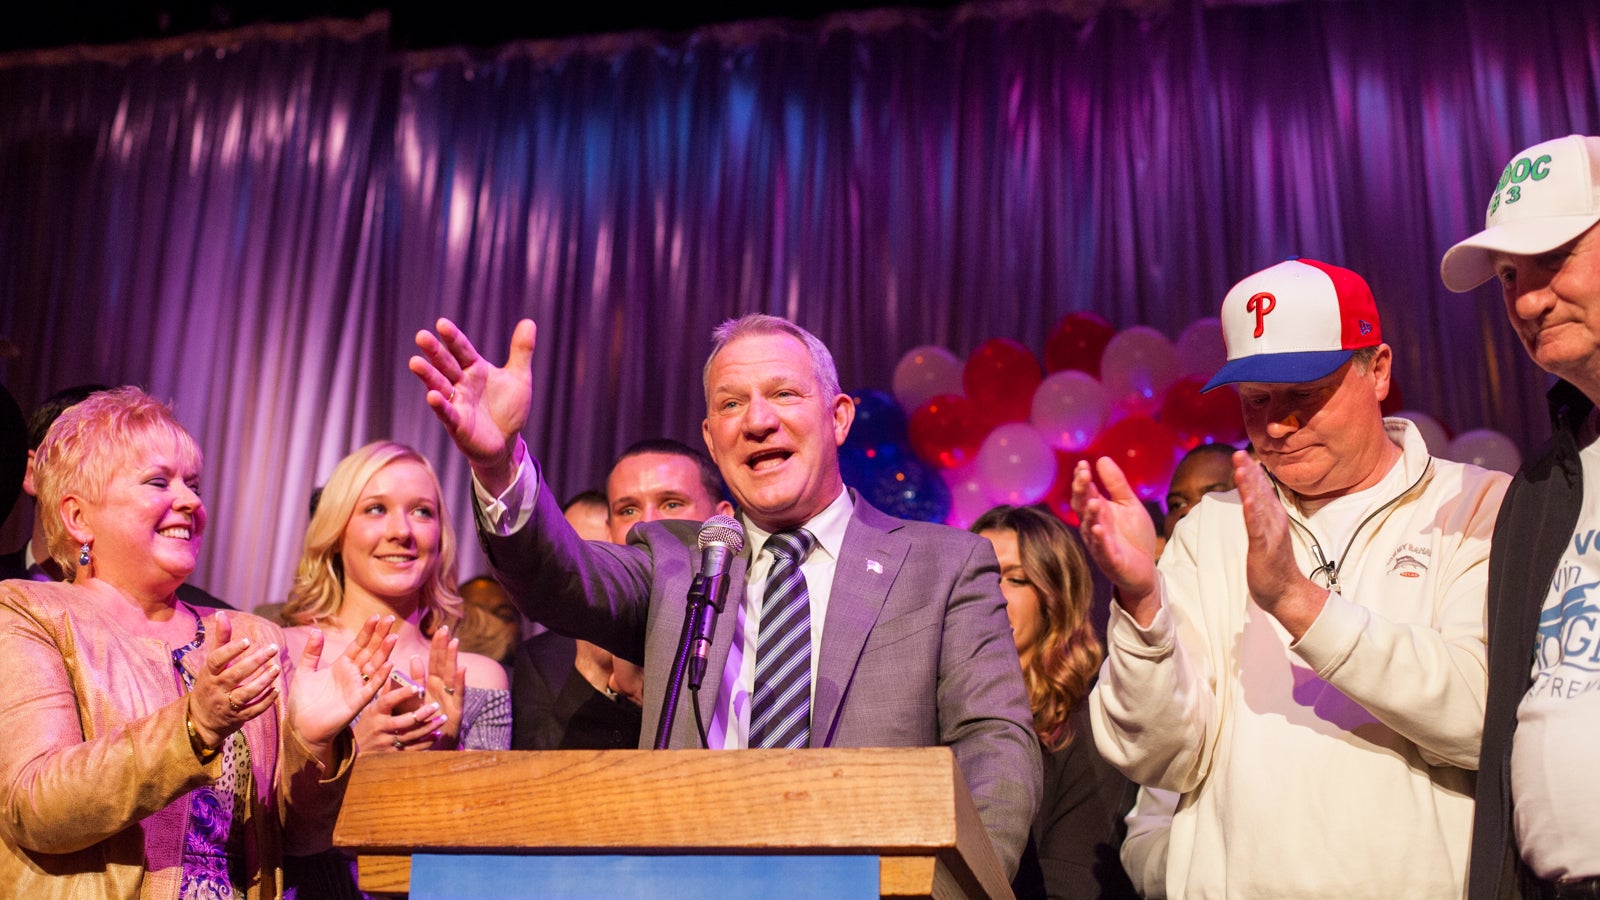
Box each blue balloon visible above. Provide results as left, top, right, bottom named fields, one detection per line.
left=839, top=441, right=901, bottom=494
left=866, top=456, right=951, bottom=523
left=849, top=388, right=909, bottom=450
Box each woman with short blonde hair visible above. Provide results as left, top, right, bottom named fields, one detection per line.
left=0, top=386, right=395, bottom=899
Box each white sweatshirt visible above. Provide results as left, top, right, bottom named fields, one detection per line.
left=1091, top=420, right=1509, bottom=899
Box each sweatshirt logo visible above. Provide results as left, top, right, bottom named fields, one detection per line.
left=1386, top=543, right=1431, bottom=578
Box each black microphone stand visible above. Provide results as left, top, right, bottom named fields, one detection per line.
left=653, top=574, right=708, bottom=749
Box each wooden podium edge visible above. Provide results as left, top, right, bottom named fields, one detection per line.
left=338, top=749, right=1015, bottom=900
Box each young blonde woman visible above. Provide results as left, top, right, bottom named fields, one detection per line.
left=283, top=440, right=510, bottom=753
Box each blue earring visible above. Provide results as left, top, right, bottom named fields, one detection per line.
left=78, top=542, right=90, bottom=567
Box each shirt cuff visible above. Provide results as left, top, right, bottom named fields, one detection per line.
left=473, top=438, right=538, bottom=536
left=1107, top=586, right=1176, bottom=657
left=1289, top=589, right=1366, bottom=677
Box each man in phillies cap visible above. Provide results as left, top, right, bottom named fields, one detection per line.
left=1072, top=258, right=1510, bottom=898
left=1442, top=135, right=1600, bottom=900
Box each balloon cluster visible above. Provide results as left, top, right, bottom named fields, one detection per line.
left=841, top=312, right=1526, bottom=528
left=842, top=313, right=1247, bottom=528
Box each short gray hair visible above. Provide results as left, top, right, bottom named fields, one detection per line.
left=702, top=314, right=842, bottom=405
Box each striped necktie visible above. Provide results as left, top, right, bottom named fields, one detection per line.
left=750, top=528, right=817, bottom=749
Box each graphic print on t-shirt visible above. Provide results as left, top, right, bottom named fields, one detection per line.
left=1528, top=551, right=1600, bottom=697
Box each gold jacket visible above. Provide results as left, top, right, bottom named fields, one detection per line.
left=0, top=579, right=356, bottom=899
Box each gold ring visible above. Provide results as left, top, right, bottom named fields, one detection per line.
left=444, top=686, right=455, bottom=695
left=227, top=693, right=241, bottom=712
left=393, top=737, right=404, bottom=750
left=361, top=672, right=370, bottom=683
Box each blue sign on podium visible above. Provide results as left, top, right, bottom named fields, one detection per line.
left=409, top=853, right=880, bottom=899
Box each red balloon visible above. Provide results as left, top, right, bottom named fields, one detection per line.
left=963, top=338, right=1041, bottom=426
left=908, top=394, right=987, bottom=470
left=1159, top=377, right=1245, bottom=447
left=1085, top=416, right=1184, bottom=502
left=1044, top=312, right=1116, bottom=377
left=1044, top=449, right=1091, bottom=527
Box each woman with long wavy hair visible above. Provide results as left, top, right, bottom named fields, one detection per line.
left=972, top=504, right=1137, bottom=900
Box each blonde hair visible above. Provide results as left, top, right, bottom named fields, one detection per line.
left=970, top=504, right=1103, bottom=752
left=282, top=441, right=463, bottom=634
left=32, top=386, right=202, bottom=579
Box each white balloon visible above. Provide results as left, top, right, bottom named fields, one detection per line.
left=1031, top=370, right=1109, bottom=451
left=942, top=464, right=995, bottom=530
left=1100, top=326, right=1181, bottom=417
left=1176, top=317, right=1227, bottom=380
left=1392, top=410, right=1449, bottom=455
left=975, top=423, right=1056, bottom=506
left=1446, top=428, right=1523, bottom=474
left=892, top=345, right=964, bottom=412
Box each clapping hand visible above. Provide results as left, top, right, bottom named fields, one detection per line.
left=419, top=625, right=467, bottom=750
left=351, top=626, right=466, bottom=752
left=354, top=669, right=444, bottom=754
left=1070, top=457, right=1161, bottom=626
left=1233, top=451, right=1326, bottom=639
left=287, top=615, right=400, bottom=764
left=187, top=611, right=280, bottom=751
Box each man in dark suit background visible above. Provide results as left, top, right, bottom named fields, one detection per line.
left=512, top=438, right=735, bottom=752
left=410, top=312, right=1041, bottom=874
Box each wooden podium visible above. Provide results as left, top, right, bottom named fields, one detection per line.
left=334, top=747, right=1015, bottom=900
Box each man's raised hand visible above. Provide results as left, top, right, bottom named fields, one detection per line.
left=410, top=318, right=536, bottom=495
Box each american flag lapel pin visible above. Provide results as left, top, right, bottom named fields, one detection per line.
left=866, top=559, right=883, bottom=574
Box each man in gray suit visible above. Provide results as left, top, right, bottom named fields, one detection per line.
left=410, top=313, right=1041, bottom=874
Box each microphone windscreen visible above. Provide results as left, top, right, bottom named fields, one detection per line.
left=697, top=514, right=745, bottom=553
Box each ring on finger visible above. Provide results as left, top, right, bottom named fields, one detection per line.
left=361, top=671, right=370, bottom=683
left=393, top=737, right=404, bottom=750
left=444, top=686, right=455, bottom=695
left=227, top=692, right=241, bottom=713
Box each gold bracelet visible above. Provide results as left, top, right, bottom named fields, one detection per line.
left=186, top=710, right=220, bottom=763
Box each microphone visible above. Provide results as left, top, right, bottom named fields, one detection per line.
left=688, top=514, right=744, bottom=690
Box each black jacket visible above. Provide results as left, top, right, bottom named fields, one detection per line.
left=1470, top=381, right=1591, bottom=900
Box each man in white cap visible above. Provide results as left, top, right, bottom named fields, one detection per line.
left=1442, top=134, right=1600, bottom=900
left=1072, top=258, right=1509, bottom=898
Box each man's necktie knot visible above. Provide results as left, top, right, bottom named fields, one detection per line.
left=765, top=528, right=815, bottom=564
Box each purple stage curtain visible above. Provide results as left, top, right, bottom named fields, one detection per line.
left=0, top=0, right=1596, bottom=604
left=0, top=17, right=394, bottom=606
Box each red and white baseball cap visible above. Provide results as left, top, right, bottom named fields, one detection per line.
left=1441, top=135, right=1600, bottom=292
left=1202, top=258, right=1382, bottom=391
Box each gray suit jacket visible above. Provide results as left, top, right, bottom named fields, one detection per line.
left=480, top=476, right=1042, bottom=875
